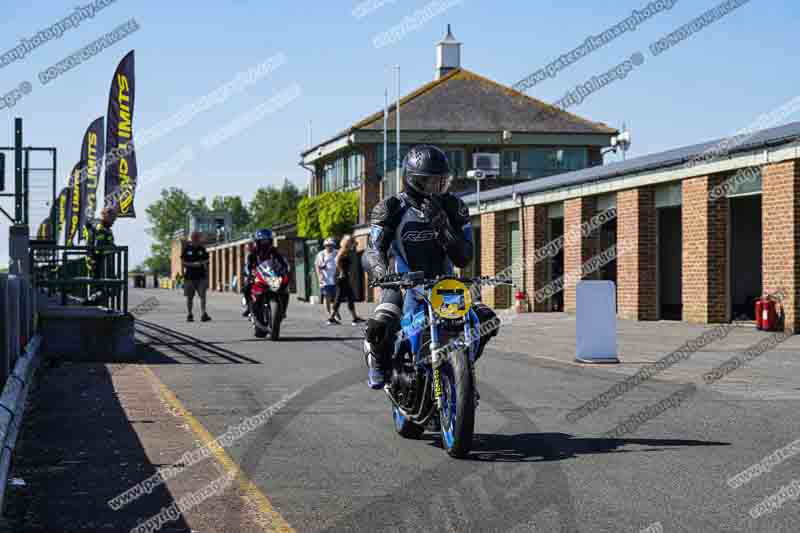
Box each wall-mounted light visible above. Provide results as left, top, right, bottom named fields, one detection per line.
left=603, top=123, right=632, bottom=161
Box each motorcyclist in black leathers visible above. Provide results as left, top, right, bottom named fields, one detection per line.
left=242, top=228, right=290, bottom=318
left=362, top=144, right=497, bottom=389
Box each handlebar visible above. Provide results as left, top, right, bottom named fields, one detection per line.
left=370, top=271, right=515, bottom=289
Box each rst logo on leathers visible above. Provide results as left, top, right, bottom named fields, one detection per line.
left=402, top=230, right=436, bottom=242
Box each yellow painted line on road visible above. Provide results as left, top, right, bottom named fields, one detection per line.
left=142, top=365, right=296, bottom=533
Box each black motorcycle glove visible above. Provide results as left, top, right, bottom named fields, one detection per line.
left=425, top=201, right=456, bottom=247
left=365, top=318, right=388, bottom=344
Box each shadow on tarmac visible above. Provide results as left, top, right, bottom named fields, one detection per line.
left=423, top=432, right=730, bottom=462
left=135, top=319, right=262, bottom=364
left=1, top=364, right=195, bottom=532
left=274, top=336, right=364, bottom=342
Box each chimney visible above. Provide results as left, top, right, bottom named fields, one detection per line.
left=436, top=24, right=461, bottom=79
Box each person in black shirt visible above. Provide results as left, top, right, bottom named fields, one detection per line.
left=327, top=234, right=365, bottom=326
left=84, top=207, right=117, bottom=307
left=181, top=231, right=211, bottom=322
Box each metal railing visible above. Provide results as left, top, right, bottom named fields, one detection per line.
left=0, top=272, right=36, bottom=388
left=29, top=242, right=129, bottom=314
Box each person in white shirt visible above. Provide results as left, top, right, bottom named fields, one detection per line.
left=315, top=237, right=338, bottom=317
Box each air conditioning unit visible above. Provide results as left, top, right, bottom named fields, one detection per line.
left=472, top=153, right=500, bottom=178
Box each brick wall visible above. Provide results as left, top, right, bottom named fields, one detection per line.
left=360, top=180, right=380, bottom=225
left=207, top=248, right=214, bottom=290
left=763, top=160, right=800, bottom=332
left=522, top=204, right=548, bottom=311
left=682, top=175, right=728, bottom=323
left=617, top=187, right=657, bottom=320
left=170, top=238, right=184, bottom=280
left=353, top=234, right=375, bottom=302
left=563, top=197, right=598, bottom=313
left=209, top=250, right=216, bottom=291
left=360, top=145, right=380, bottom=225
left=223, top=248, right=230, bottom=291
left=276, top=238, right=296, bottom=293
left=480, top=210, right=509, bottom=308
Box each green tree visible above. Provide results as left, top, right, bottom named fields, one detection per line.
left=145, top=187, right=208, bottom=243
left=143, top=187, right=208, bottom=276
left=143, top=251, right=171, bottom=275
left=297, top=191, right=358, bottom=239
left=296, top=195, right=321, bottom=239
left=319, top=191, right=358, bottom=237
left=248, top=179, right=304, bottom=231
left=211, top=195, right=251, bottom=233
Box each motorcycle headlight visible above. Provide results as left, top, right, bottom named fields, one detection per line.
left=268, top=277, right=282, bottom=290
left=430, top=279, right=471, bottom=320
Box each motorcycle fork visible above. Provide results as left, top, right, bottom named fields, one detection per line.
left=464, top=318, right=480, bottom=408
left=428, top=305, right=445, bottom=411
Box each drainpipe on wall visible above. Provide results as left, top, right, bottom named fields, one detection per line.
left=299, top=161, right=315, bottom=197
left=517, top=193, right=528, bottom=310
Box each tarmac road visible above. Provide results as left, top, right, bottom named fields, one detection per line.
left=103, top=289, right=800, bottom=532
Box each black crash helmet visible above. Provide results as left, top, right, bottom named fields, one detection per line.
left=402, top=144, right=452, bottom=196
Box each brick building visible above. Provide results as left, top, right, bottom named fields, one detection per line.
left=299, top=26, right=618, bottom=302
left=196, top=26, right=800, bottom=334
left=299, top=26, right=617, bottom=216
left=464, top=121, right=800, bottom=332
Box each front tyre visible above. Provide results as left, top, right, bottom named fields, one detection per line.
left=269, top=298, right=281, bottom=341
left=439, top=351, right=475, bottom=458
left=392, top=405, right=425, bottom=439
left=253, top=298, right=267, bottom=338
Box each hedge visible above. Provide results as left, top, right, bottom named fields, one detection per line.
left=297, top=191, right=358, bottom=239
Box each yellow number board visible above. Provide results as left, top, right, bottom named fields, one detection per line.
left=430, top=279, right=471, bottom=320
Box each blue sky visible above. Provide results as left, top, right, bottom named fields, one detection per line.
left=0, top=0, right=797, bottom=266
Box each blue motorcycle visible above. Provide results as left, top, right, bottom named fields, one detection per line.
left=372, top=271, right=506, bottom=458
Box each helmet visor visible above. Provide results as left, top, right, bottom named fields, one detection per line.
left=408, top=172, right=452, bottom=195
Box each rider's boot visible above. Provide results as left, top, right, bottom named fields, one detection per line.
left=364, top=303, right=401, bottom=390
left=363, top=337, right=391, bottom=390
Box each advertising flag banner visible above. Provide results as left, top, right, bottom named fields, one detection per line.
left=104, top=50, right=137, bottom=217
left=80, top=116, right=105, bottom=240
left=57, top=187, right=69, bottom=243
left=37, top=217, right=50, bottom=240
left=65, top=163, right=83, bottom=244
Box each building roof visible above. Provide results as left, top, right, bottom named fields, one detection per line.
left=460, top=120, right=800, bottom=205
left=301, top=68, right=616, bottom=157
left=438, top=24, right=460, bottom=44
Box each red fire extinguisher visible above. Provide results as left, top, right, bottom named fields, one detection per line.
left=763, top=298, right=779, bottom=332
left=514, top=290, right=528, bottom=313
left=756, top=296, right=780, bottom=331
left=755, top=299, right=764, bottom=330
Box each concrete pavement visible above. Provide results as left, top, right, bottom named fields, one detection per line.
left=4, top=288, right=800, bottom=532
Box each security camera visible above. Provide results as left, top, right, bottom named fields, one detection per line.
left=467, top=169, right=486, bottom=180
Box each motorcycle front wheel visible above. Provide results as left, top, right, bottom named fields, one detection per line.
left=253, top=298, right=268, bottom=338
left=269, top=298, right=281, bottom=341
left=439, top=350, right=475, bottom=458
